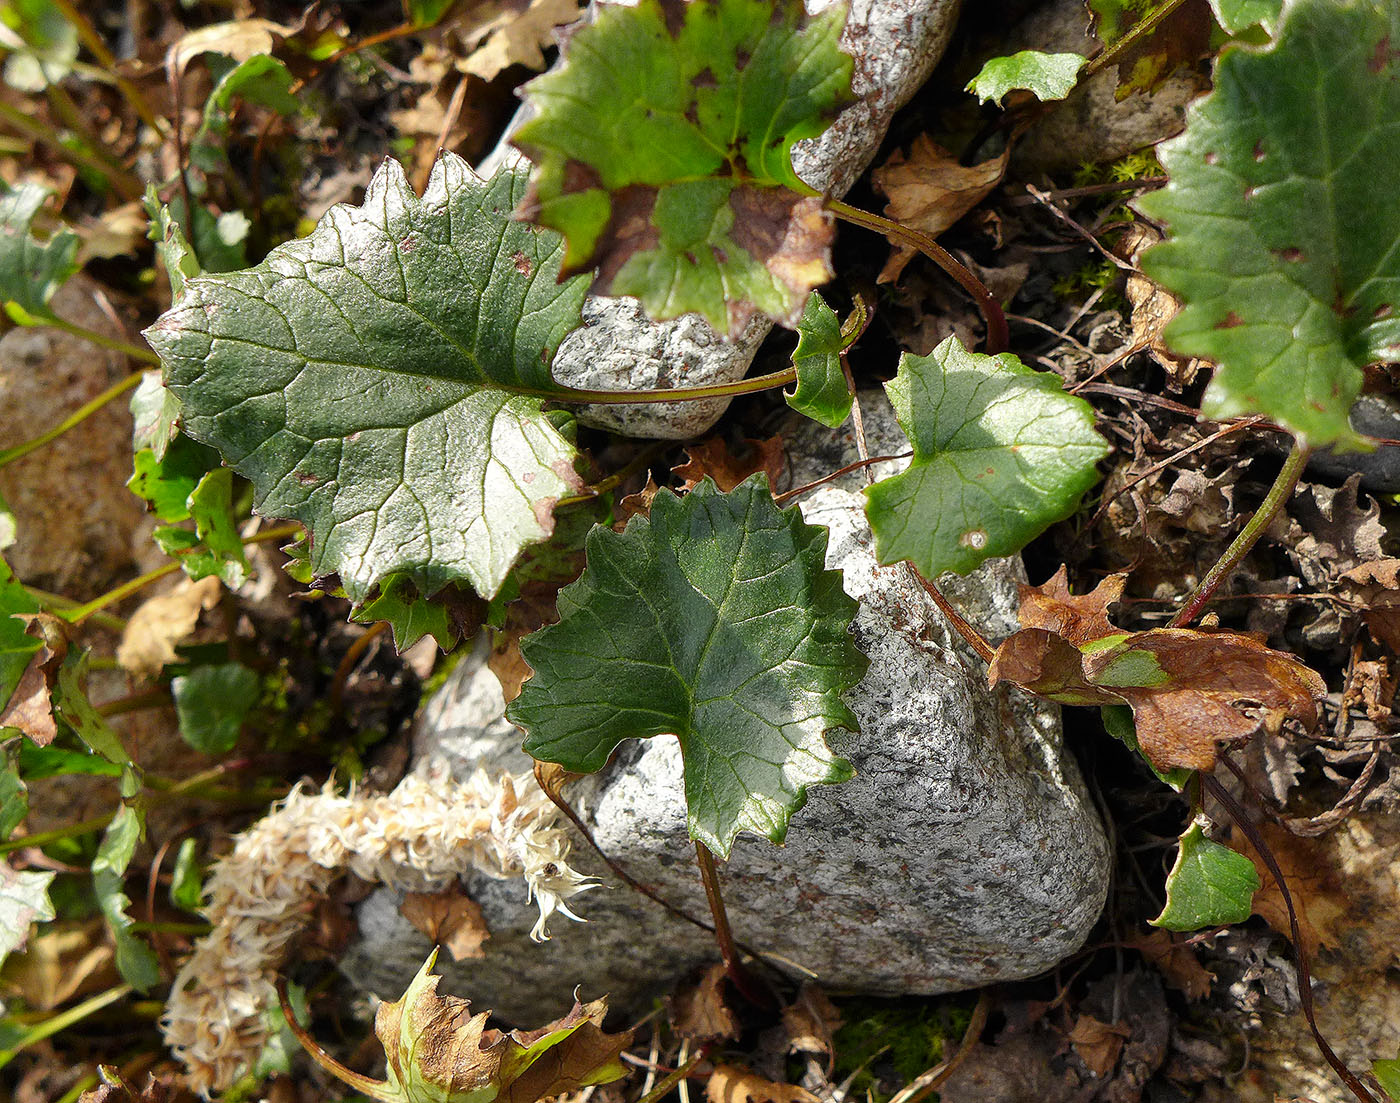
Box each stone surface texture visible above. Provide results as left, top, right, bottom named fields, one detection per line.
left=0, top=276, right=148, bottom=598
left=478, top=0, right=962, bottom=440
left=342, top=393, right=1111, bottom=1024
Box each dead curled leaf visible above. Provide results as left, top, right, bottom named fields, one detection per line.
left=1128, top=929, right=1212, bottom=1001
left=706, top=1064, right=817, bottom=1103
left=872, top=135, right=1009, bottom=284
left=989, top=571, right=1326, bottom=772
left=1, top=638, right=62, bottom=747
left=400, top=888, right=491, bottom=962
left=368, top=951, right=632, bottom=1103
left=673, top=435, right=786, bottom=493
left=781, top=984, right=843, bottom=1070
left=1225, top=821, right=1346, bottom=958
left=1067, top=1013, right=1131, bottom=1079
left=116, top=576, right=222, bottom=681
left=672, top=962, right=738, bottom=1042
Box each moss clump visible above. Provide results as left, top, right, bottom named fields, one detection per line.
left=829, top=997, right=974, bottom=1101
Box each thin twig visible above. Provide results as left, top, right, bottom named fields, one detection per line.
left=772, top=453, right=911, bottom=507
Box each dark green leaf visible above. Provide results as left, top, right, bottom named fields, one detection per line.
left=786, top=292, right=852, bottom=428
left=0, top=741, right=25, bottom=842
left=1152, top=821, right=1259, bottom=931
left=52, top=652, right=128, bottom=765
left=966, top=50, right=1085, bottom=106
left=191, top=55, right=299, bottom=176
left=350, top=575, right=458, bottom=651
left=144, top=188, right=201, bottom=303
left=172, top=661, right=260, bottom=754
left=1139, top=0, right=1400, bottom=447
left=1, top=557, right=41, bottom=711
left=16, top=741, right=122, bottom=780
left=92, top=767, right=160, bottom=991
left=864, top=335, right=1107, bottom=578
left=0, top=182, right=79, bottom=327
left=512, top=0, right=853, bottom=336
left=509, top=476, right=867, bottom=857
left=144, top=157, right=588, bottom=605
left=186, top=468, right=250, bottom=587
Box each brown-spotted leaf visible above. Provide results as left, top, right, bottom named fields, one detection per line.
left=991, top=626, right=1325, bottom=772
left=372, top=951, right=632, bottom=1103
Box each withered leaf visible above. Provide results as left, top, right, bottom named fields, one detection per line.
left=673, top=436, right=786, bottom=494
left=116, top=576, right=221, bottom=681
left=1015, top=566, right=1126, bottom=648
left=1227, top=822, right=1346, bottom=958
left=672, top=962, right=739, bottom=1042
left=400, top=889, right=491, bottom=962
left=990, top=625, right=1325, bottom=772
left=872, top=136, right=1009, bottom=285
left=370, top=950, right=631, bottom=1103
left=706, top=1064, right=817, bottom=1103
left=1067, top=1014, right=1131, bottom=1079
left=1129, top=930, right=1212, bottom=1001
left=0, top=637, right=62, bottom=747
left=781, top=984, right=842, bottom=1071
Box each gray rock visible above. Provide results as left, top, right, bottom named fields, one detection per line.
left=342, top=393, right=1111, bottom=1024
left=1306, top=395, right=1400, bottom=494
left=478, top=0, right=961, bottom=440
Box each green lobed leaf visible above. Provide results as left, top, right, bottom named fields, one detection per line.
left=16, top=741, right=122, bottom=780
left=0, top=0, right=77, bottom=93
left=1209, top=0, right=1281, bottom=35
left=172, top=661, right=260, bottom=754
left=786, top=292, right=852, bottom=429
left=864, top=335, right=1108, bottom=578
left=191, top=54, right=299, bottom=177
left=349, top=575, right=458, bottom=651
left=144, top=156, right=588, bottom=605
left=0, top=181, right=79, bottom=327
left=512, top=0, right=854, bottom=336
left=1138, top=0, right=1400, bottom=447
left=128, top=436, right=221, bottom=523
left=92, top=767, right=160, bottom=991
left=509, top=475, right=867, bottom=857
left=0, top=862, right=54, bottom=973
left=1, top=557, right=41, bottom=712
left=966, top=50, right=1085, bottom=107
left=1152, top=821, right=1260, bottom=931
left=144, top=188, right=202, bottom=304
left=169, top=837, right=204, bottom=912
left=130, top=371, right=183, bottom=462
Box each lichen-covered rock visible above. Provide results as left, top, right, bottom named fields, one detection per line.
left=341, top=393, right=1110, bottom=1024
left=479, top=0, right=962, bottom=440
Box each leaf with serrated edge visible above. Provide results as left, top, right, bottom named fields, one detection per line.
left=144, top=156, right=588, bottom=603
left=1139, top=0, right=1400, bottom=447
left=0, top=863, right=54, bottom=970
left=966, top=50, right=1085, bottom=106
left=509, top=475, right=867, bottom=857
left=865, top=335, right=1107, bottom=578
left=512, top=0, right=853, bottom=336
left=786, top=292, right=851, bottom=428
left=1152, top=821, right=1259, bottom=931
left=172, top=662, right=260, bottom=754
left=1209, top=0, right=1280, bottom=34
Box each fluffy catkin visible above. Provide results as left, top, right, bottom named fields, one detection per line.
left=162, top=765, right=597, bottom=1095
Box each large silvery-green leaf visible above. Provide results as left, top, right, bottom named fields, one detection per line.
left=512, top=0, right=854, bottom=336
left=508, top=476, right=867, bottom=857
left=865, top=336, right=1108, bottom=578
left=144, top=156, right=589, bottom=603
left=1139, top=0, right=1400, bottom=447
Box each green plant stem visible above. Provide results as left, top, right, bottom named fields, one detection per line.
left=0, top=102, right=143, bottom=202
left=42, top=320, right=160, bottom=365
left=21, top=586, right=126, bottom=631
left=694, top=840, right=773, bottom=1010
left=55, top=1074, right=98, bottom=1103
left=47, top=0, right=163, bottom=135
left=1167, top=442, right=1309, bottom=629
left=0, top=369, right=145, bottom=469
left=1079, top=0, right=1191, bottom=83
left=96, top=687, right=171, bottom=718
left=825, top=198, right=1010, bottom=354
left=635, top=1049, right=706, bottom=1103
left=0, top=813, right=114, bottom=855
left=0, top=983, right=133, bottom=1070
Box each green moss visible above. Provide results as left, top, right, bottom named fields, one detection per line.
left=830, top=997, right=975, bottom=1102
left=1051, top=257, right=1124, bottom=309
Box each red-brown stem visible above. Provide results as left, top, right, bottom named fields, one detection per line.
left=909, top=569, right=996, bottom=663
left=694, top=840, right=774, bottom=1010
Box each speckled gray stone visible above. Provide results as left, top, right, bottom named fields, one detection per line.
left=477, top=0, right=962, bottom=440
left=341, top=393, right=1111, bottom=1024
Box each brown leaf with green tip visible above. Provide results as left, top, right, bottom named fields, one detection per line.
left=990, top=625, right=1325, bottom=772
left=372, top=950, right=632, bottom=1103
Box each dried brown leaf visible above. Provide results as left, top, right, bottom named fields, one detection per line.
left=0, top=642, right=58, bottom=746
left=400, top=888, right=491, bottom=962
left=672, top=962, right=738, bottom=1042
left=1119, top=223, right=1199, bottom=388
left=706, top=1065, right=817, bottom=1103
left=1067, top=1014, right=1131, bottom=1079
left=1129, top=929, right=1212, bottom=1001
left=1015, top=566, right=1126, bottom=647
left=456, top=0, right=584, bottom=81
left=673, top=435, right=786, bottom=494
left=1227, top=822, right=1347, bottom=958
left=781, top=984, right=842, bottom=1070
left=872, top=136, right=1008, bottom=285
left=116, top=576, right=221, bottom=681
